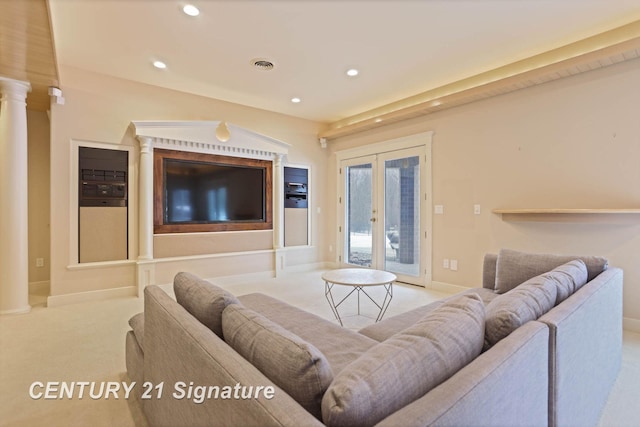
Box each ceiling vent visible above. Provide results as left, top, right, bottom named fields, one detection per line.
left=251, top=58, right=275, bottom=71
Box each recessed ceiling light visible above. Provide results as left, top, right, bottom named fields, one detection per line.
left=375, top=118, right=383, bottom=123
left=291, top=97, right=301, bottom=103
left=183, top=4, right=200, bottom=16
left=346, top=68, right=359, bottom=77
left=432, top=100, right=442, bottom=107
left=153, top=60, right=167, bottom=69
left=251, top=58, right=275, bottom=71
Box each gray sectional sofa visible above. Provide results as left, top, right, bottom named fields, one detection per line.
left=125, top=249, right=623, bottom=427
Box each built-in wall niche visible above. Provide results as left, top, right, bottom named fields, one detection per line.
left=154, top=149, right=273, bottom=233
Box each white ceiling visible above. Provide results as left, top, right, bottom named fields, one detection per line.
left=48, top=0, right=640, bottom=124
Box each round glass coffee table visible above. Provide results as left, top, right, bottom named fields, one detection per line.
left=322, top=268, right=396, bottom=327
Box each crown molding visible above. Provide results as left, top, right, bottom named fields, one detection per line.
left=319, top=20, right=640, bottom=140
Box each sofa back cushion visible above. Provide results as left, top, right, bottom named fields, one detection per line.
left=222, top=304, right=333, bottom=420
left=321, top=293, right=485, bottom=427
left=485, top=260, right=589, bottom=348
left=173, top=272, right=240, bottom=339
left=494, top=249, right=607, bottom=294
left=485, top=272, right=558, bottom=348
left=549, top=259, right=588, bottom=304
left=482, top=253, right=498, bottom=289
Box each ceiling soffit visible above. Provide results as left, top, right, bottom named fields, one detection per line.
left=319, top=20, right=640, bottom=140
left=0, top=0, right=59, bottom=112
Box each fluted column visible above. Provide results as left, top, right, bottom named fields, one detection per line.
left=273, top=154, right=285, bottom=276
left=137, top=136, right=154, bottom=260
left=0, top=77, right=31, bottom=314
left=273, top=154, right=285, bottom=250
left=136, top=136, right=155, bottom=295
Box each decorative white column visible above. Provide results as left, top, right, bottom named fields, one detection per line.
left=138, top=136, right=154, bottom=260
left=273, top=154, right=285, bottom=276
left=136, top=136, right=155, bottom=295
left=0, top=77, right=31, bottom=314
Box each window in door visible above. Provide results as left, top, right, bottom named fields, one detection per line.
left=339, top=141, right=431, bottom=287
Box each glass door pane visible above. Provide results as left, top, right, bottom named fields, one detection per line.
left=383, top=155, right=420, bottom=277
left=339, top=142, right=430, bottom=286
left=345, top=162, right=373, bottom=267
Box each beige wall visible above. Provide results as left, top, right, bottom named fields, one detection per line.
left=49, top=66, right=330, bottom=297
left=27, top=110, right=50, bottom=284
left=330, top=58, right=640, bottom=324
left=44, top=58, right=640, bottom=327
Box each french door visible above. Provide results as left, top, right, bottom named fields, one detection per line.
left=339, top=146, right=429, bottom=286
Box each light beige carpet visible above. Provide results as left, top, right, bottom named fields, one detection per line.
left=0, top=270, right=638, bottom=426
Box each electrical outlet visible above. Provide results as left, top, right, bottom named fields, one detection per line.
left=36, top=258, right=44, bottom=268
left=443, top=259, right=450, bottom=269
left=434, top=205, right=444, bottom=214
left=474, top=204, right=481, bottom=215
left=450, top=259, right=458, bottom=271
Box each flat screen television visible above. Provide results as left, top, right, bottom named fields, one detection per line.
left=164, top=158, right=265, bottom=224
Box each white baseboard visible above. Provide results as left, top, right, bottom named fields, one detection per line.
left=623, top=317, right=640, bottom=333
left=208, top=270, right=275, bottom=286
left=29, top=280, right=50, bottom=293
left=43, top=262, right=334, bottom=308
left=47, top=286, right=137, bottom=308
left=283, top=262, right=333, bottom=274
left=429, top=281, right=470, bottom=295
left=210, top=262, right=332, bottom=285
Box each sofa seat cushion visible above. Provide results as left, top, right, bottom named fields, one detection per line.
left=494, top=248, right=607, bottom=294
left=222, top=304, right=333, bottom=420
left=238, top=293, right=377, bottom=375
left=359, top=288, right=498, bottom=342
left=173, top=272, right=240, bottom=339
left=321, top=293, right=485, bottom=427
left=128, top=312, right=145, bottom=352
left=358, top=300, right=444, bottom=342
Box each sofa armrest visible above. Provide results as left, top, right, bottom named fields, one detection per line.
left=376, top=321, right=549, bottom=427
left=143, top=286, right=322, bottom=427
left=538, top=267, right=623, bottom=427
left=483, top=253, right=498, bottom=289
left=125, top=331, right=144, bottom=388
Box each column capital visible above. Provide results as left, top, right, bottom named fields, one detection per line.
left=0, top=77, right=31, bottom=102
left=137, top=136, right=154, bottom=153
left=274, top=153, right=284, bottom=165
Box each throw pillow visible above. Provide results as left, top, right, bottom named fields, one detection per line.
left=494, top=248, right=607, bottom=293
left=321, top=293, right=485, bottom=427
left=222, top=304, right=333, bottom=420
left=485, top=273, right=557, bottom=348
left=173, top=272, right=240, bottom=339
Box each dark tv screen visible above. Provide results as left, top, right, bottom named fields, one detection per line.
left=164, top=159, right=265, bottom=224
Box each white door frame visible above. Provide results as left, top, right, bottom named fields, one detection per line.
left=335, top=131, right=433, bottom=286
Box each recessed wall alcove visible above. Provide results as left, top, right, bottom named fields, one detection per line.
left=131, top=121, right=291, bottom=292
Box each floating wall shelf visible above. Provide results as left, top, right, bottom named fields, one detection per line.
left=493, top=208, right=640, bottom=223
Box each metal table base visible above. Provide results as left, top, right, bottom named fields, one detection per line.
left=324, top=280, right=393, bottom=327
